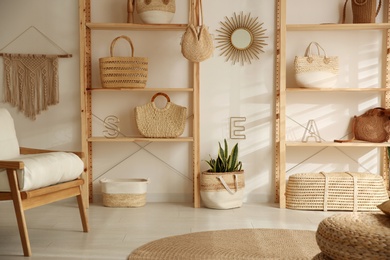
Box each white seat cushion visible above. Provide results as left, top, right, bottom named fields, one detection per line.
left=0, top=152, right=84, bottom=192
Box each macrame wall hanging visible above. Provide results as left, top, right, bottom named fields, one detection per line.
left=0, top=26, right=72, bottom=120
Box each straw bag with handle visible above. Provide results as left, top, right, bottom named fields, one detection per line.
left=135, top=92, right=187, bottom=138
left=342, top=0, right=382, bottom=23
left=335, top=107, right=390, bottom=143
left=99, top=35, right=148, bottom=88
left=181, top=0, right=213, bottom=62
left=294, top=42, right=339, bottom=88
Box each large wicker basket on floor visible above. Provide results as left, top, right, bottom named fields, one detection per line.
left=286, top=172, right=389, bottom=211
left=99, top=35, right=148, bottom=89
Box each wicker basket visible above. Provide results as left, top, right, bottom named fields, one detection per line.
left=286, top=172, right=389, bottom=211
left=135, top=0, right=176, bottom=24
left=100, top=178, right=149, bottom=207
left=99, top=35, right=148, bottom=89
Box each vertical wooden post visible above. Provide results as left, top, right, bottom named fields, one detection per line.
left=79, top=0, right=92, bottom=204
left=192, top=0, right=201, bottom=208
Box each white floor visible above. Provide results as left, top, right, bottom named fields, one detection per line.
left=0, top=199, right=337, bottom=259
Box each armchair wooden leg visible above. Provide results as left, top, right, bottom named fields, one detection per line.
left=7, top=170, right=32, bottom=256
left=77, top=188, right=89, bottom=232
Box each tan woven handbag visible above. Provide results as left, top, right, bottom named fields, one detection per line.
left=135, top=92, right=187, bottom=138
left=342, top=0, right=382, bottom=23
left=99, top=35, right=148, bottom=88
left=335, top=107, right=390, bottom=143
left=181, top=0, right=213, bottom=62
left=294, top=42, right=339, bottom=88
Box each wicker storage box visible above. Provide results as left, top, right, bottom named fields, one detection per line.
left=286, top=172, right=389, bottom=211
left=100, top=178, right=149, bottom=208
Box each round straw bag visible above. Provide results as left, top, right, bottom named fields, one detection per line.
left=99, top=35, right=148, bottom=88
left=135, top=92, right=187, bottom=138
left=136, top=0, right=176, bottom=24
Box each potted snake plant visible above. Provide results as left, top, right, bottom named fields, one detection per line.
left=200, top=139, right=245, bottom=209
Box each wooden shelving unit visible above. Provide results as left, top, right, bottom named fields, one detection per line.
left=79, top=0, right=201, bottom=207
left=275, top=0, right=390, bottom=208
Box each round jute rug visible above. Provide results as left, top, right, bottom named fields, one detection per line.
left=128, top=228, right=321, bottom=259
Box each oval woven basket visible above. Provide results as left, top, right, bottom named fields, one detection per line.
left=99, top=35, right=148, bottom=89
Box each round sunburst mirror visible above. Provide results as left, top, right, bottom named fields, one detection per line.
left=216, top=12, right=268, bottom=65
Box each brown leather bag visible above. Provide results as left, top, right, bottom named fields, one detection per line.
left=335, top=107, right=390, bottom=143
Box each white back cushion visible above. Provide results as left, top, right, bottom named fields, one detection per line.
left=0, top=108, right=20, bottom=159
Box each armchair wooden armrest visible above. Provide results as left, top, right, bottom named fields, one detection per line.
left=0, top=160, right=24, bottom=170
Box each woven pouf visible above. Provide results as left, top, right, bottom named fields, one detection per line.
left=316, top=213, right=390, bottom=260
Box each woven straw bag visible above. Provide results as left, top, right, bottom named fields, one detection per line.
left=135, top=0, right=176, bottom=24
left=181, top=0, right=213, bottom=62
left=99, top=35, right=148, bottom=88
left=343, top=0, right=382, bottom=23
left=335, top=107, right=390, bottom=143
left=353, top=107, right=390, bottom=142
left=135, top=92, right=187, bottom=138
left=294, top=42, right=339, bottom=88
left=200, top=171, right=245, bottom=209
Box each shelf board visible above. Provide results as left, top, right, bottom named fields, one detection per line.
left=286, top=141, right=390, bottom=147
left=286, top=87, right=390, bottom=92
left=87, top=23, right=187, bottom=31
left=88, top=137, right=194, bottom=142
left=287, top=23, right=390, bottom=31
left=87, top=88, right=193, bottom=92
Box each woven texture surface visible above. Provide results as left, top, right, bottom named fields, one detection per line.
left=136, top=0, right=175, bottom=13
left=200, top=171, right=245, bottom=192
left=353, top=107, right=390, bottom=142
left=352, top=0, right=377, bottom=23
left=294, top=55, right=339, bottom=74
left=128, top=228, right=320, bottom=259
left=99, top=36, right=148, bottom=89
left=135, top=102, right=187, bottom=138
left=316, top=212, right=390, bottom=260
left=286, top=172, right=388, bottom=211
left=102, top=193, right=146, bottom=207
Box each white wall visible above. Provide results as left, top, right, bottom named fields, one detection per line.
left=0, top=0, right=384, bottom=204
left=0, top=0, right=81, bottom=151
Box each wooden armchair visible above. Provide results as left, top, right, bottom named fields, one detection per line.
left=0, top=108, right=89, bottom=256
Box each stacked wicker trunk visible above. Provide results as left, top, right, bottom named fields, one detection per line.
left=286, top=172, right=389, bottom=211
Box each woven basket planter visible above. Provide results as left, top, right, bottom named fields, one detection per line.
left=286, top=172, right=388, bottom=211
left=200, top=171, right=245, bottom=209
left=99, top=35, right=148, bottom=89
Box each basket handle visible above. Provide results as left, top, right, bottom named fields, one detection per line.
left=305, top=42, right=328, bottom=58
left=151, top=92, right=170, bottom=102
left=110, top=35, right=135, bottom=57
